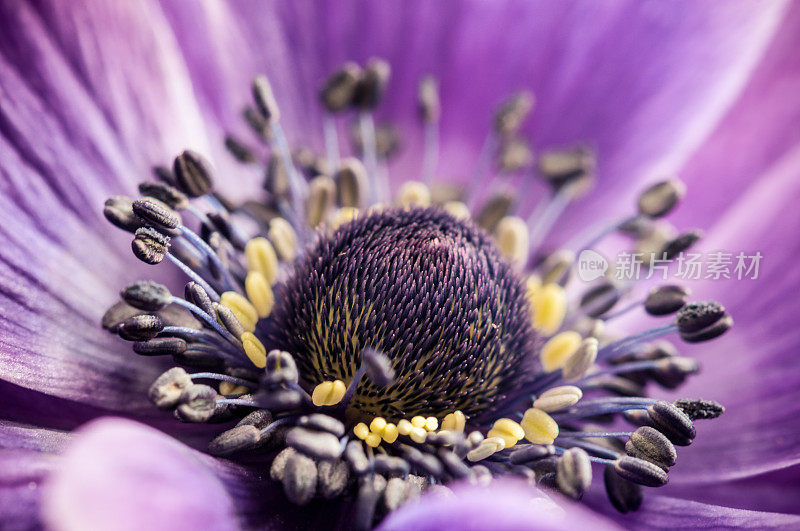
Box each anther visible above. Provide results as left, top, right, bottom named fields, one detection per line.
left=220, top=291, right=259, bottom=333
left=298, top=414, right=345, bottom=437
left=306, top=175, right=335, bottom=227
left=493, top=91, right=534, bottom=137
left=673, top=398, right=725, bottom=420
left=637, top=179, right=686, bottom=219
left=496, top=137, right=534, bottom=172
left=556, top=447, right=592, bottom=499
left=243, top=106, right=271, bottom=141
left=509, top=444, right=555, bottom=465
left=443, top=201, right=470, bottom=220
left=224, top=134, right=257, bottom=163
left=334, top=158, right=368, bottom=208
left=417, top=76, right=440, bottom=124
left=320, top=63, right=362, bottom=113
left=317, top=460, right=350, bottom=499
left=384, top=477, right=419, bottom=511
left=173, top=150, right=214, bottom=198
left=132, top=337, right=187, bottom=356
left=252, top=74, right=281, bottom=124
left=441, top=411, right=466, bottom=433
left=207, top=425, right=262, bottom=456
left=185, top=281, right=215, bottom=316
left=538, top=145, right=595, bottom=192
left=374, top=454, right=411, bottom=476
left=138, top=182, right=188, bottom=210
left=354, top=475, right=387, bottom=531
left=282, top=452, right=317, bottom=506
left=579, top=281, right=621, bottom=318
left=286, top=427, right=343, bottom=461
left=476, top=191, right=514, bottom=231
left=362, top=348, right=395, bottom=386
left=541, top=331, right=582, bottom=372
left=175, top=384, right=217, bottom=423
left=214, top=303, right=245, bottom=339
left=241, top=332, right=267, bottom=368
left=562, top=338, right=598, bottom=381
left=626, top=426, right=677, bottom=468
left=352, top=58, right=391, bottom=109
left=614, top=456, right=668, bottom=487
left=117, top=314, right=164, bottom=341
left=487, top=418, right=525, bottom=448
left=495, top=216, right=529, bottom=266
left=265, top=154, right=289, bottom=197
left=647, top=401, right=695, bottom=446
left=132, top=198, right=181, bottom=233
left=402, top=446, right=444, bottom=478
left=244, top=271, right=274, bottom=318
left=676, top=301, right=732, bottom=343
left=263, top=349, right=299, bottom=385
left=345, top=441, right=370, bottom=476
left=120, top=280, right=171, bottom=311
left=438, top=448, right=472, bottom=479
left=660, top=229, right=702, bottom=260
left=244, top=237, right=279, bottom=286
left=104, top=195, right=143, bottom=232
left=268, top=217, right=297, bottom=261
left=148, top=367, right=192, bottom=409
left=311, top=380, right=347, bottom=407
left=604, top=466, right=643, bottom=514
left=539, top=250, right=574, bottom=286
left=521, top=408, right=559, bottom=444
left=132, top=227, right=170, bottom=265
left=529, top=282, right=567, bottom=336
left=396, top=181, right=431, bottom=208
left=533, top=385, right=583, bottom=412
left=466, top=437, right=506, bottom=462
left=645, top=285, right=690, bottom=316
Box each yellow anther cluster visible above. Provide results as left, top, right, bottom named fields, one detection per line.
left=467, top=436, right=506, bottom=462
left=244, top=237, right=279, bottom=285
left=311, top=380, right=346, bottom=406
left=220, top=291, right=258, bottom=333
left=487, top=418, right=525, bottom=448
left=353, top=416, right=399, bottom=447
left=441, top=411, right=466, bottom=432
left=520, top=407, right=559, bottom=444
left=495, top=216, right=529, bottom=266
left=541, top=331, right=582, bottom=372
left=241, top=332, right=266, bottom=368
left=396, top=181, right=431, bottom=208
left=269, top=217, right=298, bottom=261
left=219, top=381, right=249, bottom=396
left=526, top=276, right=567, bottom=336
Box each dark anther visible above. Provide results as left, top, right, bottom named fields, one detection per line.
left=644, top=284, right=690, bottom=316
left=175, top=384, right=218, bottom=423
left=282, top=452, right=318, bottom=506
left=265, top=154, right=289, bottom=197
left=298, top=414, right=345, bottom=437
left=334, top=158, right=368, bottom=208
left=660, top=229, right=702, bottom=260
left=676, top=301, right=732, bottom=343
left=224, top=134, right=257, bottom=163
left=626, top=426, right=677, bottom=468
left=257, top=388, right=302, bottom=411
left=270, top=448, right=296, bottom=482
left=402, top=446, right=444, bottom=479
left=373, top=454, right=410, bottom=477
left=104, top=195, right=144, bottom=233
left=352, top=58, right=391, bottom=110
left=132, top=227, right=170, bottom=265
left=207, top=425, right=261, bottom=456
left=647, top=400, right=695, bottom=446
left=173, top=150, right=214, bottom=198
left=509, top=444, right=555, bottom=465
left=344, top=441, right=370, bottom=476
left=476, top=191, right=514, bottom=231
left=214, top=303, right=245, bottom=339
left=185, top=281, right=215, bottom=316
left=362, top=347, right=395, bottom=386
left=354, top=475, right=386, bottom=531
left=637, top=180, right=686, bottom=219
left=493, top=91, right=534, bottom=137
left=614, top=456, right=669, bottom=487
left=133, top=197, right=182, bottom=234
left=117, top=314, right=164, bottom=341
left=262, top=350, right=299, bottom=387
left=556, top=447, right=592, bottom=499
left=317, top=460, right=350, bottom=499
left=252, top=74, right=281, bottom=124
left=417, top=76, right=440, bottom=124
left=285, top=427, right=343, bottom=461
left=133, top=337, right=186, bottom=356
left=604, top=465, right=643, bottom=513
left=384, top=477, right=419, bottom=511
left=148, top=367, right=191, bottom=409
left=138, top=181, right=188, bottom=210
left=153, top=165, right=177, bottom=185
left=121, top=280, right=171, bottom=311
left=537, top=145, right=595, bottom=192
left=320, top=63, right=362, bottom=113
left=653, top=357, right=700, bottom=389
left=101, top=300, right=141, bottom=332
left=539, top=249, right=574, bottom=286
left=438, top=448, right=472, bottom=480
left=497, top=137, right=534, bottom=173
left=673, top=398, right=725, bottom=420
left=237, top=409, right=274, bottom=430
left=579, top=281, right=620, bottom=317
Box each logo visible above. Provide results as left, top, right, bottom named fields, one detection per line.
left=577, top=249, right=608, bottom=282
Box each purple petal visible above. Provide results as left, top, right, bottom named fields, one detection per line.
left=42, top=418, right=237, bottom=531
left=378, top=479, right=621, bottom=531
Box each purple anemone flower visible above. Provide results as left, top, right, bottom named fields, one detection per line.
left=2, top=1, right=800, bottom=529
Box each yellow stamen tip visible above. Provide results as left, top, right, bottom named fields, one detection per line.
left=245, top=271, right=274, bottom=318
left=441, top=411, right=466, bottom=432
left=240, top=332, right=266, bottom=368
left=397, top=419, right=413, bottom=436
left=370, top=417, right=388, bottom=434
left=424, top=417, right=439, bottom=432
left=530, top=282, right=567, bottom=336
left=268, top=217, right=297, bottom=261
left=365, top=432, right=382, bottom=448
left=411, top=416, right=426, bottom=429
left=541, top=331, right=582, bottom=372
left=397, top=181, right=431, bottom=208
left=443, top=201, right=470, bottom=220
left=521, top=407, right=559, bottom=444
left=382, top=423, right=399, bottom=444
left=487, top=418, right=525, bottom=448
left=353, top=422, right=369, bottom=440
left=311, top=379, right=347, bottom=407
left=409, top=426, right=427, bottom=444
left=220, top=291, right=259, bottom=333
left=244, top=237, right=279, bottom=285
left=495, top=216, right=529, bottom=266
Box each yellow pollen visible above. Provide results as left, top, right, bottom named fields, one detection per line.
left=541, top=331, right=582, bottom=372
left=353, top=422, right=369, bottom=440
left=382, top=423, right=399, bottom=444
left=411, top=416, right=427, bottom=429
left=330, top=207, right=359, bottom=230
left=533, top=385, right=583, bottom=412
left=467, top=437, right=506, bottom=462
left=365, top=432, right=382, bottom=448
left=244, top=271, right=274, bottom=318
left=495, top=216, right=529, bottom=266
left=240, top=332, right=266, bottom=368
left=521, top=407, right=559, bottom=444
left=218, top=381, right=249, bottom=396
left=443, top=201, right=470, bottom=220
left=397, top=419, right=413, bottom=436
left=268, top=217, right=297, bottom=261
left=441, top=411, right=466, bottom=432
left=424, top=417, right=439, bottom=432
left=311, top=380, right=347, bottom=406
left=220, top=291, right=258, bottom=333
left=409, top=426, right=427, bottom=444
left=396, top=181, right=431, bottom=208
left=244, top=237, right=279, bottom=285
left=529, top=282, right=567, bottom=336
left=370, top=417, right=388, bottom=434
left=487, top=418, right=525, bottom=448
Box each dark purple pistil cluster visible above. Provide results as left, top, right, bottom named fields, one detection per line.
left=269, top=206, right=537, bottom=422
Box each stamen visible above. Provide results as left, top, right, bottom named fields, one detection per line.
left=644, top=285, right=690, bottom=316
left=520, top=408, right=559, bottom=444
left=541, top=331, right=582, bottom=372
left=613, top=456, right=668, bottom=487
left=104, top=195, right=143, bottom=233
left=533, top=385, right=583, bottom=412
left=637, top=179, right=686, bottom=219
left=604, top=466, right=643, bottom=513
left=244, top=237, right=279, bottom=286
left=418, top=76, right=440, bottom=183
left=120, top=280, right=171, bottom=311
left=556, top=447, right=592, bottom=499
left=173, top=150, right=214, bottom=198
left=312, top=380, right=347, bottom=407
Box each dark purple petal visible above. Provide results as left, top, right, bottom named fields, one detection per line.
left=378, top=479, right=621, bottom=531
left=42, top=418, right=237, bottom=531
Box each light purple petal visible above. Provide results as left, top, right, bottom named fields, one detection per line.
left=378, top=479, right=621, bottom=531
left=42, top=418, right=237, bottom=531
